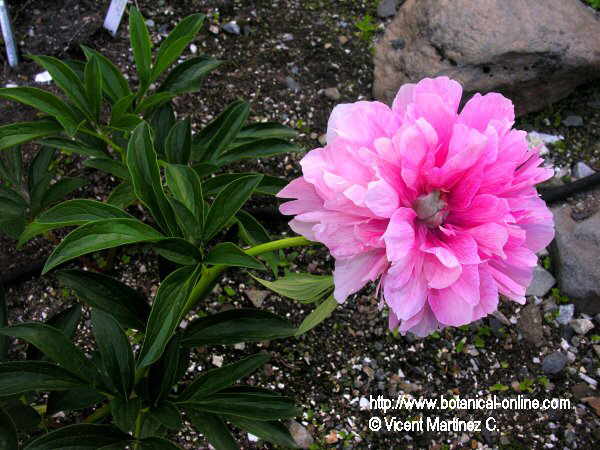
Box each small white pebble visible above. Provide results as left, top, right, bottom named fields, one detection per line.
left=212, top=355, right=224, bottom=368
left=35, top=71, right=52, bottom=83
left=247, top=433, right=259, bottom=442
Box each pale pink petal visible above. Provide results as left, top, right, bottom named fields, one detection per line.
left=382, top=208, right=416, bottom=261
left=399, top=303, right=439, bottom=337
left=449, top=264, right=480, bottom=305
left=333, top=250, right=387, bottom=302
left=326, top=101, right=399, bottom=147
left=423, top=253, right=462, bottom=289
left=458, top=92, right=515, bottom=132
left=364, top=179, right=399, bottom=218
left=429, top=288, right=474, bottom=327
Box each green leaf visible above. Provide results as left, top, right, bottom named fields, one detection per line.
left=236, top=210, right=280, bottom=274
left=41, top=177, right=88, bottom=207
left=0, top=287, right=6, bottom=361
left=165, top=119, right=192, bottom=164
left=110, top=396, right=141, bottom=433
left=109, top=113, right=143, bottom=132
left=42, top=218, right=164, bottom=274
left=152, top=14, right=205, bottom=81
left=19, top=199, right=133, bottom=246
left=0, top=119, right=63, bottom=150
left=0, top=361, right=87, bottom=396
left=56, top=269, right=150, bottom=330
left=179, top=353, right=270, bottom=402
left=84, top=56, right=103, bottom=121
left=251, top=273, right=333, bottom=303
left=29, top=173, right=53, bottom=217
left=205, top=242, right=265, bottom=270
left=138, top=265, right=202, bottom=368
left=182, top=309, right=295, bottom=346
left=84, top=158, right=130, bottom=180
left=27, top=304, right=82, bottom=361
left=158, top=56, right=223, bottom=95
left=46, top=387, right=104, bottom=415
left=295, top=295, right=337, bottom=336
left=192, top=162, right=219, bottom=178
left=234, top=122, right=298, bottom=143
left=229, top=418, right=300, bottom=448
left=92, top=309, right=135, bottom=396
left=110, top=94, right=136, bottom=123
left=28, top=147, right=54, bottom=192
left=154, top=237, right=202, bottom=266
left=0, top=405, right=17, bottom=450
left=1, top=400, right=41, bottom=431
left=185, top=411, right=237, bottom=450
left=81, top=46, right=131, bottom=104
left=0, top=145, right=23, bottom=186
left=129, top=7, right=153, bottom=89
left=218, top=138, right=300, bottom=165
left=148, top=335, right=186, bottom=405
left=107, top=182, right=136, bottom=209
left=164, top=163, right=203, bottom=217
left=148, top=103, right=175, bottom=156
left=203, top=174, right=262, bottom=240
left=192, top=100, right=249, bottom=163
left=151, top=402, right=182, bottom=430
left=40, top=137, right=107, bottom=158
left=23, top=424, right=132, bottom=449
left=135, top=92, right=176, bottom=114
left=0, top=87, right=81, bottom=136
left=168, top=198, right=203, bottom=244
left=138, top=437, right=182, bottom=450
left=187, top=390, right=298, bottom=421
left=203, top=173, right=287, bottom=196
left=29, top=55, right=91, bottom=119
left=126, top=121, right=179, bottom=235
left=0, top=324, right=100, bottom=383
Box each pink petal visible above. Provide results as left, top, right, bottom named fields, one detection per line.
left=326, top=101, right=399, bottom=147
left=364, top=179, right=400, bottom=218
left=429, top=287, right=474, bottom=327
left=458, top=92, right=515, bottom=132
left=449, top=264, right=480, bottom=305
left=423, top=253, right=462, bottom=289
left=399, top=302, right=439, bottom=337
left=333, top=250, right=387, bottom=302
left=382, top=208, right=416, bottom=261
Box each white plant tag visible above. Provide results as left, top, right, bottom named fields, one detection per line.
left=103, top=0, right=128, bottom=36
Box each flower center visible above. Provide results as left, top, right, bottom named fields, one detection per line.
left=413, top=190, right=448, bottom=228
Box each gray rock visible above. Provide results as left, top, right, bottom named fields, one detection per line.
left=282, top=33, right=294, bottom=41
left=556, top=304, right=575, bottom=325
left=570, top=318, right=594, bottom=335
left=562, top=115, right=584, bottom=127
left=526, top=265, right=556, bottom=297
left=517, top=303, right=544, bottom=347
left=377, top=0, right=400, bottom=18
left=552, top=206, right=600, bottom=303
left=288, top=420, right=314, bottom=448
left=542, top=351, right=568, bottom=375
left=245, top=289, right=269, bottom=308
left=223, top=21, right=240, bottom=35
left=324, top=87, right=341, bottom=100
left=373, top=0, right=600, bottom=116
left=285, top=76, right=301, bottom=92
left=572, top=161, right=596, bottom=179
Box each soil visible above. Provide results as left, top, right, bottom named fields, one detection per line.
left=1, top=1, right=600, bottom=449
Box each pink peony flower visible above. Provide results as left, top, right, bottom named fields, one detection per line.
left=277, top=77, right=554, bottom=337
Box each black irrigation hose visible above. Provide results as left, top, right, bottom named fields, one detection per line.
left=1, top=173, right=599, bottom=287
left=538, top=172, right=600, bottom=204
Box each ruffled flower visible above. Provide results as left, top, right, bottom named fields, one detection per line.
left=278, top=77, right=554, bottom=337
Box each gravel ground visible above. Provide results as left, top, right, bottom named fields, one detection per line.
left=1, top=1, right=600, bottom=449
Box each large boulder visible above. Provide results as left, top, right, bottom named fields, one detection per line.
left=551, top=205, right=600, bottom=312
left=373, top=0, right=600, bottom=115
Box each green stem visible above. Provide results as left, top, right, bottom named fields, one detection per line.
left=79, top=127, right=125, bottom=155
left=183, top=236, right=314, bottom=314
